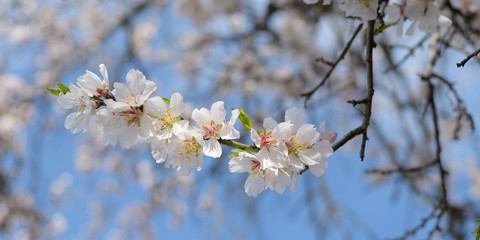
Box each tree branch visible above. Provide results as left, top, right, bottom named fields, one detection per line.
left=301, top=23, right=364, bottom=106
left=456, top=47, right=480, bottom=67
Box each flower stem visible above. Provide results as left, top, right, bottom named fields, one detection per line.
left=218, top=139, right=260, bottom=152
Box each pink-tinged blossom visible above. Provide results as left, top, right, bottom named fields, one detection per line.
left=111, top=69, right=156, bottom=107
left=76, top=64, right=110, bottom=98
left=192, top=101, right=240, bottom=158
left=149, top=92, right=188, bottom=141
left=282, top=108, right=334, bottom=175
left=57, top=83, right=94, bottom=134
left=250, top=118, right=293, bottom=170
left=229, top=152, right=293, bottom=197
left=96, top=69, right=156, bottom=149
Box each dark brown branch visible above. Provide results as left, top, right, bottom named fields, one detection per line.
left=359, top=20, right=376, bottom=161
left=301, top=23, right=364, bottom=106
left=456, top=47, right=480, bottom=67
left=301, top=22, right=376, bottom=174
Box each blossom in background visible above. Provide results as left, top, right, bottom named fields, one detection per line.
left=57, top=83, right=94, bottom=134
left=229, top=152, right=292, bottom=197
left=339, top=0, right=378, bottom=22
left=96, top=69, right=156, bottom=149
left=385, top=3, right=406, bottom=37
left=192, top=101, right=240, bottom=158
left=404, top=0, right=452, bottom=35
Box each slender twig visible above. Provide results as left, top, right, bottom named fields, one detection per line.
left=301, top=23, right=364, bottom=106
left=384, top=35, right=430, bottom=73
left=301, top=22, right=377, bottom=175
left=456, top=47, right=480, bottom=67
left=366, top=160, right=437, bottom=175
left=388, top=205, right=441, bottom=240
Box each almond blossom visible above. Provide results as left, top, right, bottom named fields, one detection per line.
left=250, top=118, right=293, bottom=170
left=282, top=108, right=334, bottom=176
left=57, top=83, right=94, bottom=134
left=229, top=152, right=292, bottom=197
left=192, top=101, right=240, bottom=158
left=165, top=125, right=205, bottom=176
left=76, top=64, right=110, bottom=98
left=148, top=92, right=189, bottom=163
left=96, top=69, right=156, bottom=149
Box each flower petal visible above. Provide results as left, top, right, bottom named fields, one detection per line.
left=203, top=138, right=222, bottom=158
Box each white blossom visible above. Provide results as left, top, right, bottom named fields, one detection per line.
left=192, top=101, right=240, bottom=158
left=76, top=64, right=110, bottom=98
left=96, top=69, right=157, bottom=149
left=229, top=152, right=292, bottom=197
left=57, top=83, right=94, bottom=134
left=165, top=126, right=205, bottom=175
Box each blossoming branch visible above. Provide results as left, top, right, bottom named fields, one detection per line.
left=48, top=64, right=336, bottom=197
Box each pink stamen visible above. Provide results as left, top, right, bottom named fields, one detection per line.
left=202, top=120, right=220, bottom=138
left=251, top=160, right=261, bottom=171
left=260, top=131, right=276, bottom=149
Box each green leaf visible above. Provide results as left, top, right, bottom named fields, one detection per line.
left=236, top=107, right=252, bottom=131
left=56, top=82, right=70, bottom=94
left=231, top=149, right=244, bottom=154
left=162, top=97, right=170, bottom=105
left=46, top=87, right=61, bottom=96
left=228, top=154, right=238, bottom=158
left=471, top=218, right=480, bottom=240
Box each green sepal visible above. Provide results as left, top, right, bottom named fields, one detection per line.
left=56, top=82, right=70, bottom=94
left=228, top=154, right=238, bottom=158
left=233, top=107, right=252, bottom=131
left=162, top=97, right=170, bottom=105
left=46, top=87, right=61, bottom=96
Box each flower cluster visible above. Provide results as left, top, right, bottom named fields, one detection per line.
left=229, top=108, right=336, bottom=197
left=304, top=0, right=451, bottom=35
left=52, top=64, right=335, bottom=197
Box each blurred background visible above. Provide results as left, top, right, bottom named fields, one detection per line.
left=1, top=0, right=480, bottom=239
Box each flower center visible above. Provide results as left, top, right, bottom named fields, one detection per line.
left=126, top=92, right=138, bottom=105
left=74, top=96, right=87, bottom=111
left=251, top=160, right=261, bottom=172
left=260, top=131, right=276, bottom=149
left=202, top=120, right=221, bottom=138
left=177, top=137, right=201, bottom=162
left=284, top=135, right=312, bottom=155
left=155, top=109, right=177, bottom=130
left=119, top=106, right=143, bottom=126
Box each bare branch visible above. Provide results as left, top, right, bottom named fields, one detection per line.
left=301, top=23, right=364, bottom=106
left=456, top=48, right=480, bottom=67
